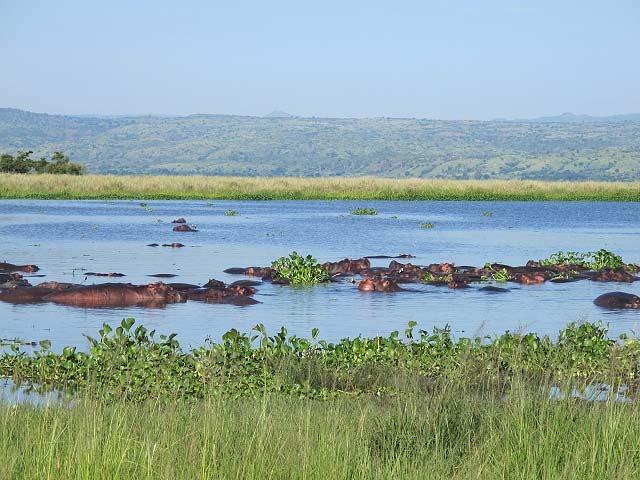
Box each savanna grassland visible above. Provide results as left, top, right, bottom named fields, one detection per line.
left=1, top=173, right=639, bottom=200
left=2, top=108, right=640, bottom=180
left=2, top=319, right=640, bottom=478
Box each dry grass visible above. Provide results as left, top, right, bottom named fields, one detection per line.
left=0, top=173, right=639, bottom=200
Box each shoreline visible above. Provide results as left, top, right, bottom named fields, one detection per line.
left=1, top=174, right=639, bottom=201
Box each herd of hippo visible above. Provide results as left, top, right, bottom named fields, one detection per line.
left=0, top=262, right=258, bottom=307
left=1, top=253, right=640, bottom=310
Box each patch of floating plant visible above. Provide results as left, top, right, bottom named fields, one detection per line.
left=350, top=207, right=378, bottom=216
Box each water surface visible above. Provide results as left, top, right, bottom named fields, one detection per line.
left=1, top=200, right=639, bottom=350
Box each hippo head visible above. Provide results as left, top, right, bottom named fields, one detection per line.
left=375, top=279, right=401, bottom=292
left=147, top=282, right=184, bottom=302
left=358, top=278, right=376, bottom=291
left=22, top=265, right=39, bottom=273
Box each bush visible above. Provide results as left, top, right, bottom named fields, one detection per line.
left=0, top=151, right=84, bottom=175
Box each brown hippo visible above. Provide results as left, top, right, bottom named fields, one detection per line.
left=173, top=224, right=197, bottom=232
left=594, top=292, right=640, bottom=309
left=187, top=282, right=257, bottom=304
left=428, top=262, right=456, bottom=275
left=447, top=279, right=470, bottom=289
left=590, top=269, right=637, bottom=283
left=0, top=273, right=23, bottom=283
left=0, top=262, right=39, bottom=273
left=36, top=281, right=79, bottom=290
left=514, top=272, right=546, bottom=285
left=85, top=272, right=126, bottom=277
left=0, top=287, right=55, bottom=304
left=171, top=218, right=187, bottom=224
left=323, top=258, right=371, bottom=276
left=357, top=278, right=401, bottom=292
left=44, top=282, right=184, bottom=307
left=162, top=243, right=184, bottom=248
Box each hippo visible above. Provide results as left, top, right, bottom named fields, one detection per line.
left=514, top=272, right=546, bottom=285
left=85, top=272, right=126, bottom=277
left=0, top=287, right=55, bottom=304
left=357, top=278, right=401, bottom=292
left=323, top=258, right=371, bottom=276
left=0, top=262, right=39, bottom=273
left=447, top=279, right=470, bottom=289
left=172, top=218, right=187, bottom=224
left=478, top=286, right=510, bottom=293
left=162, top=243, right=185, bottom=248
left=36, top=281, right=79, bottom=290
left=147, top=243, right=160, bottom=247
left=148, top=273, right=178, bottom=278
left=44, top=282, right=185, bottom=307
left=594, top=292, right=640, bottom=309
left=187, top=281, right=257, bottom=304
left=427, top=263, right=456, bottom=275
left=590, top=269, right=637, bottom=283
left=173, top=224, right=197, bottom=232
left=364, top=254, right=415, bottom=259
left=0, top=273, right=22, bottom=283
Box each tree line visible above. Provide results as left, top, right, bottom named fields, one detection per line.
left=0, top=151, right=84, bottom=175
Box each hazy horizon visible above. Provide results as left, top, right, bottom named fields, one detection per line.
left=2, top=1, right=639, bottom=120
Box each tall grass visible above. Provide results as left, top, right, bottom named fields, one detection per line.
left=1, top=382, right=639, bottom=479
left=1, top=173, right=639, bottom=200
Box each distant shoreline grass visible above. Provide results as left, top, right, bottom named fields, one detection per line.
left=0, top=173, right=639, bottom=201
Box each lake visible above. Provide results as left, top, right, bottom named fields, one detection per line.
left=1, top=199, right=639, bottom=351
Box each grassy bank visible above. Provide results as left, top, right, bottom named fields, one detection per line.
left=2, top=386, right=640, bottom=479
left=1, top=173, right=639, bottom=200
left=2, top=320, right=640, bottom=478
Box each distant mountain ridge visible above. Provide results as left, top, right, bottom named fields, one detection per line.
left=1, top=108, right=639, bottom=180
left=510, top=112, right=640, bottom=123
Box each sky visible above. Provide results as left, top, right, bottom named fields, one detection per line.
left=1, top=0, right=639, bottom=120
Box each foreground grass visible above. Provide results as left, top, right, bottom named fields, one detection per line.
left=2, top=385, right=640, bottom=479
left=1, top=173, right=639, bottom=200
left=2, top=320, right=640, bottom=478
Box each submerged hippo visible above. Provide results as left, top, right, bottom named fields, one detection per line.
left=590, top=269, right=637, bottom=283
left=594, top=292, right=640, bottom=309
left=45, top=282, right=185, bottom=307
left=0, top=262, right=39, bottom=273
left=357, top=278, right=401, bottom=292
left=173, top=224, right=197, bottom=232
left=172, top=218, right=187, bottom=224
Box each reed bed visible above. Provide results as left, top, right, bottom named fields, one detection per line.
left=1, top=173, right=639, bottom=200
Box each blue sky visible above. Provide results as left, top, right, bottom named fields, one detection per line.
left=1, top=0, right=639, bottom=119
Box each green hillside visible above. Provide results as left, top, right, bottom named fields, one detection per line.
left=1, top=108, right=639, bottom=180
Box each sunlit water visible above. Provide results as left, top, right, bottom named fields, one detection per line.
left=1, top=200, right=639, bottom=352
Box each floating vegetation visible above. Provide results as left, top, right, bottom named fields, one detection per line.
left=224, top=209, right=240, bottom=216
left=423, top=272, right=452, bottom=283
left=419, top=222, right=435, bottom=229
left=539, top=249, right=626, bottom=270
left=483, top=211, right=493, bottom=216
left=351, top=207, right=378, bottom=216
left=482, top=264, right=512, bottom=283
left=271, top=251, right=329, bottom=285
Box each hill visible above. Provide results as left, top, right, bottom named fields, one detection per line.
left=1, top=108, right=639, bottom=180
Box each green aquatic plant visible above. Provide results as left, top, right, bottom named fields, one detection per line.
left=271, top=251, right=329, bottom=285
left=351, top=207, right=378, bottom=216
left=423, top=272, right=452, bottom=283
left=419, top=222, right=435, bottom=229
left=483, top=211, right=493, bottom=217
left=1, top=318, right=639, bottom=403
left=224, top=209, right=240, bottom=216
left=481, top=264, right=512, bottom=283
left=539, top=249, right=626, bottom=270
